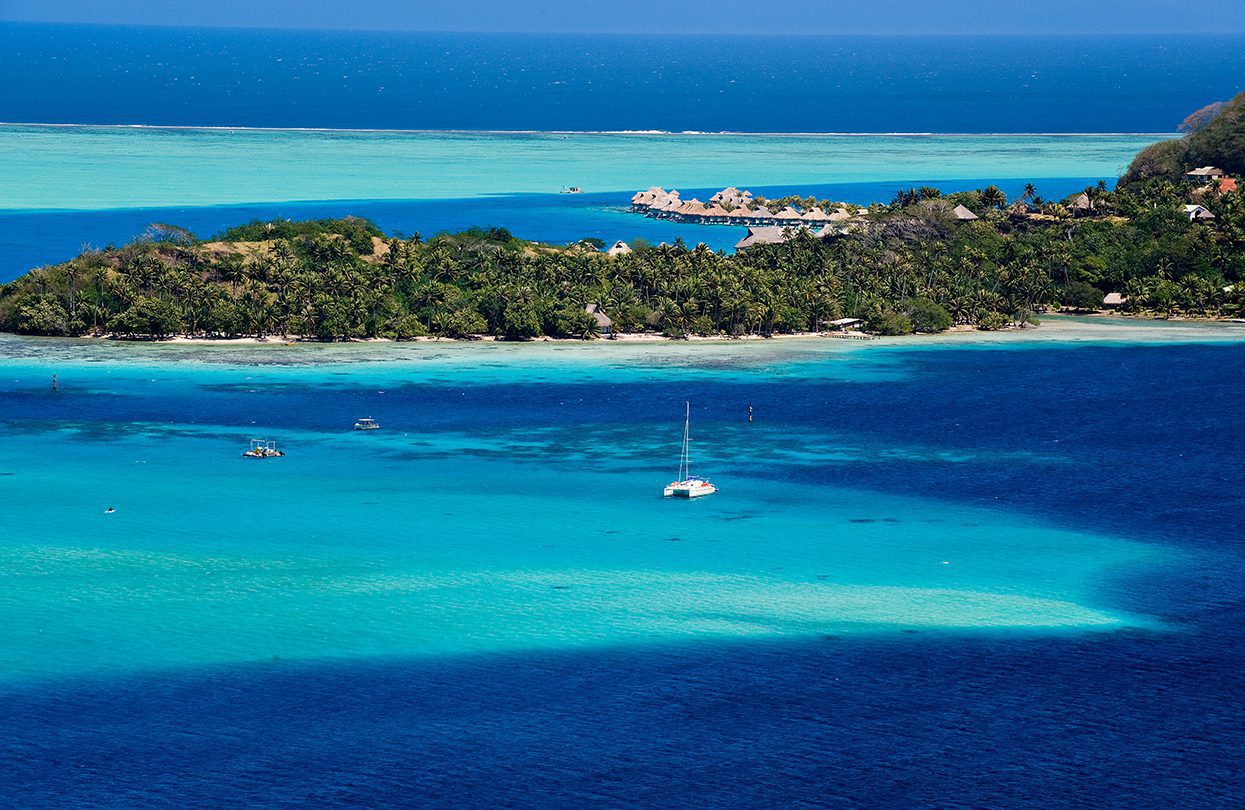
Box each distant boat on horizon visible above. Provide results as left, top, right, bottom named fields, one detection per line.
left=664, top=402, right=717, bottom=499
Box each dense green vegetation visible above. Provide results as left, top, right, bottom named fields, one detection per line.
left=3, top=101, right=1245, bottom=341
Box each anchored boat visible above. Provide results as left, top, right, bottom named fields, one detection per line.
left=663, top=402, right=717, bottom=498
left=353, top=417, right=380, bottom=431
left=242, top=439, right=284, bottom=459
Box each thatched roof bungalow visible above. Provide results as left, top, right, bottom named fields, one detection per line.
left=1069, top=193, right=1095, bottom=215
left=585, top=304, right=613, bottom=333
left=735, top=227, right=791, bottom=250
left=952, top=204, right=979, bottom=221
left=606, top=241, right=633, bottom=256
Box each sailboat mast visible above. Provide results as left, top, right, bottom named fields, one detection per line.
left=683, top=401, right=691, bottom=479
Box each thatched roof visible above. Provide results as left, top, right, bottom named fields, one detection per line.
left=735, top=227, right=790, bottom=249
left=1102, top=292, right=1127, bottom=306
left=585, top=303, right=613, bottom=328
left=1069, top=193, right=1094, bottom=210
left=952, top=204, right=979, bottom=221
left=801, top=207, right=828, bottom=221
left=701, top=204, right=731, bottom=218
left=606, top=241, right=633, bottom=256
left=775, top=206, right=803, bottom=220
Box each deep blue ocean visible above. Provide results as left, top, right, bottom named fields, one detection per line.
left=2, top=25, right=1244, bottom=132
left=2, top=334, right=1245, bottom=806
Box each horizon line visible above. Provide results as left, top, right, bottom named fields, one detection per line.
left=2, top=20, right=1244, bottom=37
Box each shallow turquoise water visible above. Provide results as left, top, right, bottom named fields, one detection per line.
left=0, top=126, right=1166, bottom=211
left=0, top=333, right=1196, bottom=684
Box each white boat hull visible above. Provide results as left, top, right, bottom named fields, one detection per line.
left=664, top=481, right=717, bottom=498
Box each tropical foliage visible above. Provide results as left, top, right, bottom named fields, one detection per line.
left=4, top=101, right=1245, bottom=341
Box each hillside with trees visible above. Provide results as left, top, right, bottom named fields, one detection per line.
left=1121, top=91, right=1245, bottom=185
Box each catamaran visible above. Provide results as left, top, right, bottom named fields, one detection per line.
left=664, top=401, right=718, bottom=498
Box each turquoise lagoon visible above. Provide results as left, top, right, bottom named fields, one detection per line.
left=0, top=125, right=1167, bottom=211
left=3, top=330, right=1217, bottom=684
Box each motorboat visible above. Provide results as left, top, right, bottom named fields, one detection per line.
left=242, top=439, right=285, bottom=458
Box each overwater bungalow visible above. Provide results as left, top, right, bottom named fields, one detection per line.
left=774, top=206, right=804, bottom=222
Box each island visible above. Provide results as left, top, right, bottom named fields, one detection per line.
left=3, top=93, right=1243, bottom=342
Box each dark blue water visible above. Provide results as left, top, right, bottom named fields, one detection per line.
left=2, top=24, right=1243, bottom=132
left=0, top=178, right=1100, bottom=279
left=3, top=341, right=1245, bottom=806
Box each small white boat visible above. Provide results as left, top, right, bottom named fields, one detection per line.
left=664, top=402, right=718, bottom=498
left=353, top=417, right=380, bottom=431
left=561, top=186, right=583, bottom=194
left=242, top=439, right=284, bottom=459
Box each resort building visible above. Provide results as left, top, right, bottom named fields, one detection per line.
left=734, top=224, right=851, bottom=250
left=630, top=187, right=859, bottom=228
left=952, top=204, right=979, bottom=221
left=1186, top=166, right=1226, bottom=182
left=1193, top=176, right=1238, bottom=197
left=1069, top=193, right=1096, bottom=216
left=584, top=304, right=613, bottom=334
left=1184, top=204, right=1216, bottom=221
left=607, top=240, right=633, bottom=256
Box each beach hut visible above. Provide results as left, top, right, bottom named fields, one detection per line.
left=1102, top=292, right=1127, bottom=309
left=826, top=317, right=863, bottom=332
left=607, top=241, right=633, bottom=256
left=1184, top=204, right=1216, bottom=221
left=1007, top=200, right=1033, bottom=218
left=952, top=204, right=979, bottom=221
left=584, top=304, right=614, bottom=334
